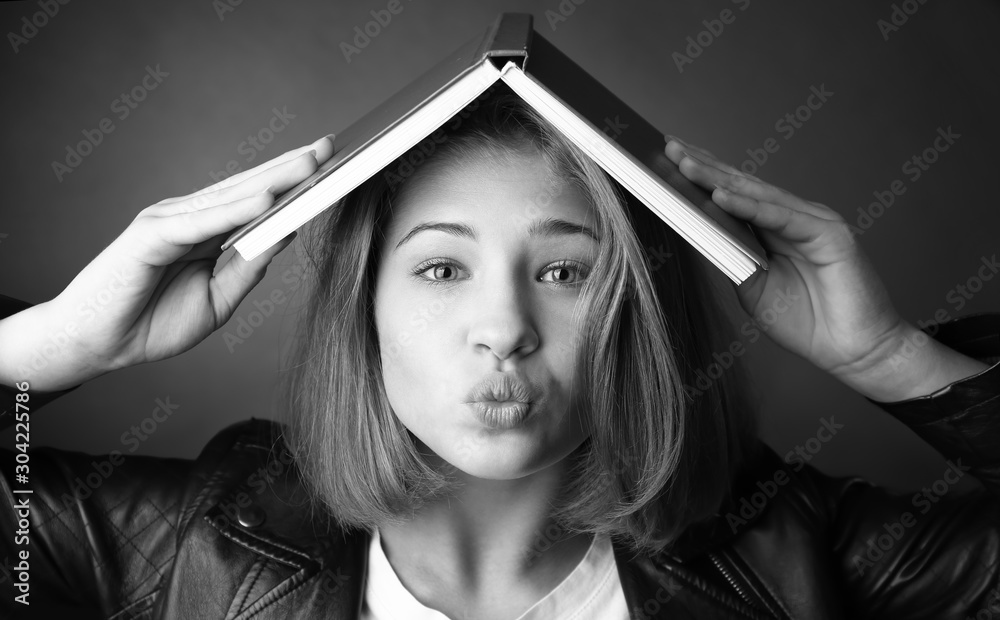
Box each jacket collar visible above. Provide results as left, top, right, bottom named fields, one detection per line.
left=201, top=422, right=783, bottom=617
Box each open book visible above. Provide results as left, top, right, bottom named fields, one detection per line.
left=221, top=13, right=767, bottom=284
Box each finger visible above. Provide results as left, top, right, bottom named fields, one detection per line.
left=161, top=134, right=334, bottom=204
left=181, top=232, right=231, bottom=263
left=144, top=233, right=230, bottom=296
left=155, top=134, right=335, bottom=207
left=663, top=136, right=731, bottom=172
left=666, top=136, right=842, bottom=222
left=149, top=141, right=324, bottom=221
left=118, top=192, right=273, bottom=269
left=142, top=152, right=312, bottom=220
left=679, top=152, right=839, bottom=221
left=665, top=136, right=769, bottom=187
left=209, top=231, right=297, bottom=321
left=156, top=191, right=278, bottom=249
left=712, top=187, right=843, bottom=248
left=138, top=231, right=236, bottom=315
left=177, top=148, right=320, bottom=212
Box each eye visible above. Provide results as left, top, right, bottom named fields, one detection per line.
left=409, top=259, right=591, bottom=287
left=410, top=259, right=464, bottom=286
left=540, top=260, right=589, bottom=286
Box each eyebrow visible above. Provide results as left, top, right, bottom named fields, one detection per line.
left=393, top=217, right=600, bottom=252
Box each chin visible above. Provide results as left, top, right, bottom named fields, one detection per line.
left=438, top=435, right=569, bottom=481
left=451, top=458, right=541, bottom=481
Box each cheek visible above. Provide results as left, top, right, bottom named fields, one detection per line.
left=375, top=287, right=461, bottom=426
left=541, top=309, right=586, bottom=392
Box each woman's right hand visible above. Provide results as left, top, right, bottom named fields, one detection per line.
left=0, top=135, right=335, bottom=392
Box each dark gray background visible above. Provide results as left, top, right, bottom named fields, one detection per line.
left=1, top=0, right=997, bottom=495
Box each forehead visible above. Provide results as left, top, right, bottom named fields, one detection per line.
left=385, top=147, right=596, bottom=238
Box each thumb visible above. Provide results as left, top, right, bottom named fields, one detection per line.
left=208, top=231, right=297, bottom=323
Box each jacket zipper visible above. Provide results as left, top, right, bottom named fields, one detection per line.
left=707, top=551, right=763, bottom=613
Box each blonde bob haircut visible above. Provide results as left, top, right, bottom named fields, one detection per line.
left=279, top=85, right=758, bottom=556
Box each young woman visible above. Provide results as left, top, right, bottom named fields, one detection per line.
left=1, top=92, right=997, bottom=619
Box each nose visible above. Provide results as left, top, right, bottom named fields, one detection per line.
left=466, top=273, right=539, bottom=362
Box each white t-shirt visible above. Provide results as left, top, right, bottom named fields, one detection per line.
left=359, top=528, right=630, bottom=619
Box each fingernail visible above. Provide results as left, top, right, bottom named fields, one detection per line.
left=259, top=184, right=275, bottom=196
left=713, top=183, right=727, bottom=196
left=306, top=149, right=317, bottom=160
left=324, top=133, right=336, bottom=144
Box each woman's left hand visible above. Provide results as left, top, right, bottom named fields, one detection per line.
left=664, top=137, right=987, bottom=401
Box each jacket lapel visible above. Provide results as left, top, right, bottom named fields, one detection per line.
left=186, top=421, right=788, bottom=619
left=613, top=543, right=697, bottom=620
left=191, top=436, right=371, bottom=619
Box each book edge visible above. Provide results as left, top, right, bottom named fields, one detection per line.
left=221, top=15, right=522, bottom=253
left=231, top=59, right=503, bottom=259
left=497, top=61, right=765, bottom=284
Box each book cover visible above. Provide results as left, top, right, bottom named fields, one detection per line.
left=222, top=13, right=766, bottom=284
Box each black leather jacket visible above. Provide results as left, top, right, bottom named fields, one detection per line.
left=2, top=293, right=999, bottom=619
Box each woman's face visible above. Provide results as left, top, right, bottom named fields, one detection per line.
left=374, top=147, right=599, bottom=480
